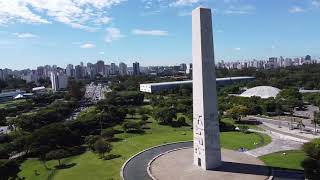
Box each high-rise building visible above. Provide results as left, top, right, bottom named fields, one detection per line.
left=110, top=63, right=117, bottom=75
left=74, top=65, right=83, bottom=79
left=66, top=64, right=74, bottom=77
left=133, top=62, right=140, bottom=75
left=51, top=72, right=68, bottom=92
left=305, top=55, right=312, bottom=64
left=180, top=63, right=187, bottom=73
left=2, top=68, right=12, bottom=80
left=0, top=69, right=3, bottom=80
left=119, top=62, right=127, bottom=76
left=105, top=65, right=111, bottom=76
left=96, top=60, right=105, bottom=75
left=21, top=70, right=38, bottom=83
left=37, top=66, right=45, bottom=79
left=87, top=63, right=96, bottom=79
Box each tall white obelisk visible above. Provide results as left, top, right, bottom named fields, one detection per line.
left=192, top=7, right=221, bottom=170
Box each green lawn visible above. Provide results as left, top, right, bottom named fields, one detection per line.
left=19, top=117, right=271, bottom=180
left=220, top=131, right=271, bottom=150
left=259, top=150, right=307, bottom=170
left=222, top=118, right=265, bottom=132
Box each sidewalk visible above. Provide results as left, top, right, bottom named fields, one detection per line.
left=262, top=122, right=319, bottom=140
left=246, top=129, right=304, bottom=157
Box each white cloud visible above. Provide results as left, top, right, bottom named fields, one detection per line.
left=99, top=51, right=105, bottom=54
left=289, top=6, right=305, bottom=13
left=0, top=0, right=125, bottom=30
left=132, top=29, right=168, bottom=36
left=80, top=43, right=95, bottom=48
left=12, top=33, right=38, bottom=38
left=170, top=0, right=199, bottom=7
left=234, top=47, right=241, bottom=51
left=224, top=5, right=255, bottom=15
left=105, top=27, right=124, bottom=43
left=271, top=45, right=276, bottom=49
left=312, top=0, right=320, bottom=7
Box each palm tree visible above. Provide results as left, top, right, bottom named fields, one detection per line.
left=297, top=121, right=305, bottom=133
left=312, top=111, right=320, bottom=135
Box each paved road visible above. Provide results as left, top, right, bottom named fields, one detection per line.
left=122, top=141, right=192, bottom=180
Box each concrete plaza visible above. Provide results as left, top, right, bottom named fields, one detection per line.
left=149, top=148, right=270, bottom=180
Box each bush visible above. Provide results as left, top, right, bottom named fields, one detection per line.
left=101, top=128, right=117, bottom=140
left=219, top=121, right=235, bottom=132
left=238, top=125, right=250, bottom=133
left=177, top=117, right=187, bottom=126
left=103, top=154, right=121, bottom=160
left=122, top=121, right=143, bottom=133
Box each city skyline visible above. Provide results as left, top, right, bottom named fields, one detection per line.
left=1, top=0, right=320, bottom=69
left=0, top=54, right=318, bottom=71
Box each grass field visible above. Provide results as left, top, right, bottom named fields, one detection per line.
left=259, top=150, right=307, bottom=170
left=221, top=131, right=271, bottom=150
left=19, top=116, right=271, bottom=180
left=0, top=99, right=26, bottom=108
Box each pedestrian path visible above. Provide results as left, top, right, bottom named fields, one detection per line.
left=246, top=125, right=307, bottom=157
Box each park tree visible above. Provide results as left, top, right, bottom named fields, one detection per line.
left=301, top=138, right=320, bottom=180
left=94, top=139, right=112, bottom=158
left=30, top=123, right=82, bottom=156
left=0, top=143, right=11, bottom=159
left=0, top=159, right=20, bottom=180
left=153, top=107, right=177, bottom=125
left=226, top=105, right=249, bottom=122
left=101, top=128, right=117, bottom=140
left=84, top=135, right=100, bottom=151
left=45, top=149, right=69, bottom=167
left=128, top=108, right=136, bottom=118
left=122, top=121, right=143, bottom=133
left=141, top=115, right=149, bottom=122
left=68, top=80, right=85, bottom=100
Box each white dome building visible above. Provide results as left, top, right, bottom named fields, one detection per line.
left=240, top=86, right=281, bottom=99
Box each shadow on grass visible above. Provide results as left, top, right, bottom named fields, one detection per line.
left=109, top=137, right=123, bottom=142
left=55, top=163, right=77, bottom=170
left=237, top=120, right=262, bottom=125
left=212, top=161, right=305, bottom=179
left=103, top=154, right=121, bottom=160
left=126, top=129, right=145, bottom=134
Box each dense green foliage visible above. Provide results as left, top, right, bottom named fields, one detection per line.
left=301, top=138, right=320, bottom=180
left=0, top=159, right=20, bottom=180
left=216, top=64, right=320, bottom=89
left=9, top=100, right=76, bottom=132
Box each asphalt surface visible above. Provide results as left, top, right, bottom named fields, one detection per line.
left=122, top=141, right=305, bottom=180
left=122, top=141, right=192, bottom=180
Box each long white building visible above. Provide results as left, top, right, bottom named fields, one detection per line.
left=140, top=76, right=255, bottom=93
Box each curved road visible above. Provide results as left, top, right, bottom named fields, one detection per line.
left=122, top=141, right=192, bottom=180
left=122, top=140, right=305, bottom=180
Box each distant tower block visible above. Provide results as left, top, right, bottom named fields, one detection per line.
left=192, top=7, right=221, bottom=170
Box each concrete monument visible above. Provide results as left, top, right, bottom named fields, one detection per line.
left=192, top=7, right=222, bottom=170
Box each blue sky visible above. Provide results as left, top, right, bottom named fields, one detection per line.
left=0, top=0, right=319, bottom=70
